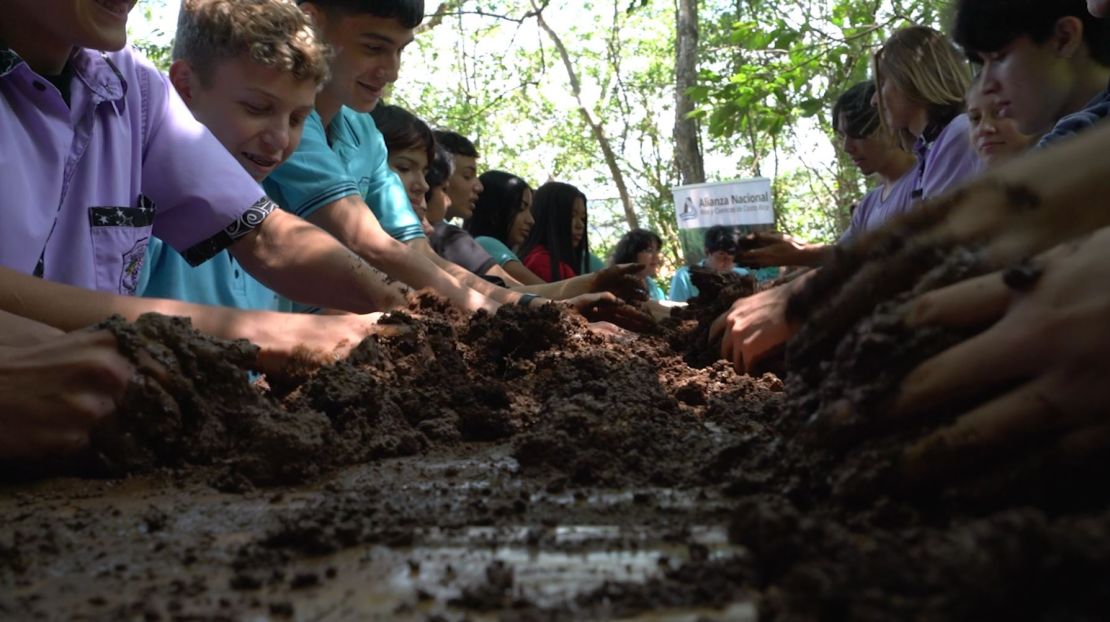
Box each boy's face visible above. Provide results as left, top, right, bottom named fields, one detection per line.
left=836, top=114, right=893, bottom=177
left=15, top=0, right=136, bottom=58
left=178, top=57, right=316, bottom=181
left=706, top=250, right=734, bottom=273
left=976, top=34, right=1074, bottom=136
left=444, top=155, right=483, bottom=220
left=308, top=8, right=415, bottom=113
left=426, top=184, right=451, bottom=225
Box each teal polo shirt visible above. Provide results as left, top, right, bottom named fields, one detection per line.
left=265, top=108, right=425, bottom=243
left=138, top=237, right=292, bottom=312
left=475, top=236, right=520, bottom=266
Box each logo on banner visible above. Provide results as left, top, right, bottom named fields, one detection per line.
left=680, top=197, right=697, bottom=221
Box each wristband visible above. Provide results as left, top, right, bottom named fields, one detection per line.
left=517, top=293, right=539, bottom=307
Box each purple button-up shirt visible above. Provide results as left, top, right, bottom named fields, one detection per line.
left=0, top=45, right=273, bottom=294
left=911, top=113, right=983, bottom=202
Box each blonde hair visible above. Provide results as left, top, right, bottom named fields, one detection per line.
left=173, top=0, right=330, bottom=87
left=873, top=26, right=972, bottom=146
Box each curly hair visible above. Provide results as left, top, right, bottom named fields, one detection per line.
left=173, top=0, right=330, bottom=87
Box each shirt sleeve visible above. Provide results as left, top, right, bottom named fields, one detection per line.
left=140, top=67, right=274, bottom=266
left=669, top=268, right=693, bottom=302
left=475, top=236, right=520, bottom=266
left=262, top=111, right=360, bottom=219
left=431, top=224, right=497, bottom=275
left=920, top=114, right=983, bottom=201
left=333, top=110, right=426, bottom=242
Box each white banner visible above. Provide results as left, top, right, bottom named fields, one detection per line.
left=672, top=177, right=774, bottom=229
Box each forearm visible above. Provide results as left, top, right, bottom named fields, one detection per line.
left=0, top=309, right=64, bottom=347
left=485, top=264, right=524, bottom=288
left=230, top=210, right=406, bottom=313
left=513, top=273, right=594, bottom=299
left=413, top=243, right=531, bottom=305
left=308, top=197, right=495, bottom=312
left=502, top=260, right=546, bottom=286
left=0, top=266, right=292, bottom=349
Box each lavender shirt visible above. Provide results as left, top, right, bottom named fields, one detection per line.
left=911, top=113, right=983, bottom=202
left=0, top=46, right=272, bottom=294
left=838, top=167, right=918, bottom=243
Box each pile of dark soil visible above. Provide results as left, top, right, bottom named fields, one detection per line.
left=3, top=234, right=1109, bottom=621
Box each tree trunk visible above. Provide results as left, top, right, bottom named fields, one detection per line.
left=533, top=3, right=640, bottom=230
left=674, top=0, right=705, bottom=186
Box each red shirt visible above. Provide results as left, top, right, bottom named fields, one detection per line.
left=522, top=245, right=577, bottom=283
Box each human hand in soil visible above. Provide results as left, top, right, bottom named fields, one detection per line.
left=565, top=293, right=656, bottom=333
left=255, top=312, right=408, bottom=378
left=709, top=277, right=809, bottom=373
left=588, top=264, right=649, bottom=304
left=0, top=330, right=133, bottom=459
left=892, top=227, right=1110, bottom=483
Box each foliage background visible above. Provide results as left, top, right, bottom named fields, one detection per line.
left=130, top=0, right=951, bottom=285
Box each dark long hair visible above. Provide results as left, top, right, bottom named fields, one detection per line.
left=370, top=104, right=434, bottom=162
left=465, top=170, right=532, bottom=247
left=610, top=228, right=662, bottom=265
left=518, top=181, right=589, bottom=281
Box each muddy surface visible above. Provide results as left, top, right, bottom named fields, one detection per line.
left=2, top=266, right=1109, bottom=621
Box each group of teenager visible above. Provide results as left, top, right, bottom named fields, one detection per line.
left=2, top=0, right=1109, bottom=469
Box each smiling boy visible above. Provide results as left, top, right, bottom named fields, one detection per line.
left=140, top=0, right=406, bottom=314
left=954, top=0, right=1110, bottom=147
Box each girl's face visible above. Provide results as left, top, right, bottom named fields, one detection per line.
left=386, top=147, right=430, bottom=215
left=570, top=197, right=586, bottom=250
left=426, top=183, right=451, bottom=225
left=635, top=242, right=662, bottom=278
left=507, top=187, right=534, bottom=250
left=874, top=75, right=926, bottom=136
left=966, top=84, right=1034, bottom=166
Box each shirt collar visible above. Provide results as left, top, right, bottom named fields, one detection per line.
left=0, top=40, right=22, bottom=76
left=0, top=43, right=125, bottom=101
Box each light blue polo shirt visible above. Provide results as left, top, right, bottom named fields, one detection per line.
left=265, top=108, right=425, bottom=243
left=475, top=236, right=520, bottom=266
left=138, top=238, right=292, bottom=311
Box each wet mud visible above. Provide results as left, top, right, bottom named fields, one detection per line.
left=2, top=258, right=1109, bottom=621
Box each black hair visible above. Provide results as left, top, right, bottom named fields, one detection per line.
left=518, top=181, right=589, bottom=281
left=296, top=0, right=425, bottom=29
left=704, top=225, right=740, bottom=255
left=832, top=81, right=880, bottom=139
left=465, top=170, right=532, bottom=247
left=432, top=129, right=480, bottom=158
left=370, top=104, right=434, bottom=164
left=953, top=0, right=1110, bottom=66
left=424, top=144, right=453, bottom=203
left=610, top=229, right=663, bottom=265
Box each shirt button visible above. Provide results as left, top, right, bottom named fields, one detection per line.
left=32, top=81, right=46, bottom=91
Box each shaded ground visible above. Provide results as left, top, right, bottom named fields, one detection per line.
left=2, top=270, right=1108, bottom=620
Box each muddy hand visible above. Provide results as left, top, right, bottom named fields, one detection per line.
left=257, top=312, right=411, bottom=380
left=588, top=264, right=649, bottom=304
left=0, top=330, right=133, bottom=460
left=568, top=292, right=656, bottom=333
left=708, top=275, right=810, bottom=374
left=736, top=232, right=804, bottom=268
left=890, top=227, right=1110, bottom=485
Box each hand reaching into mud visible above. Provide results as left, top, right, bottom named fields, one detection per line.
left=736, top=233, right=829, bottom=268
left=255, top=312, right=410, bottom=379
left=892, top=227, right=1110, bottom=484
left=0, top=330, right=133, bottom=459
left=709, top=275, right=812, bottom=373
left=587, top=264, right=649, bottom=304
left=565, top=292, right=656, bottom=333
